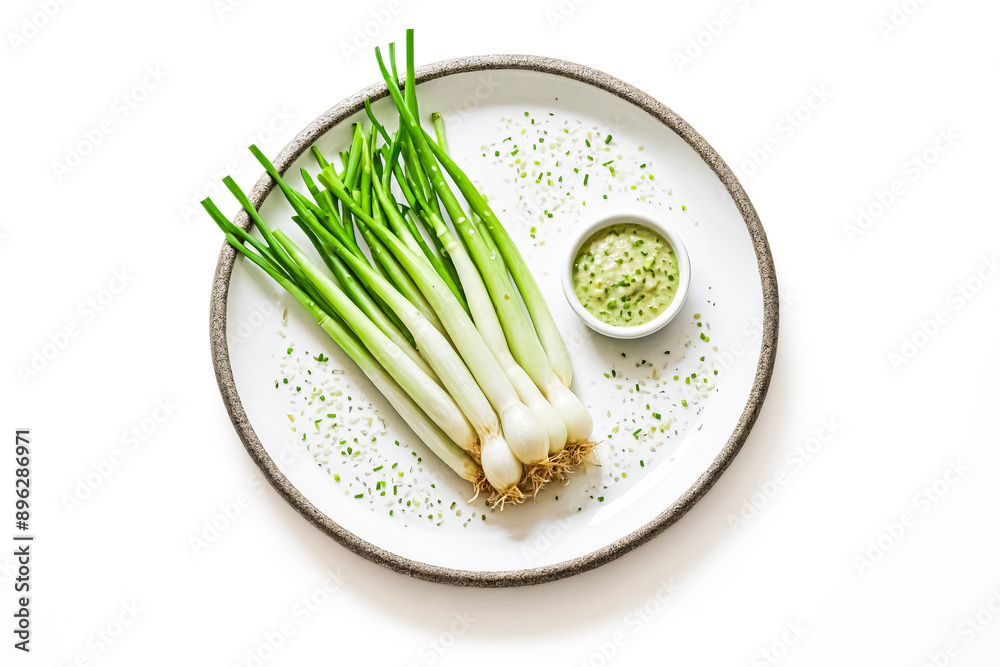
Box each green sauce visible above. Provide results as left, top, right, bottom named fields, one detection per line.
left=572, top=222, right=679, bottom=326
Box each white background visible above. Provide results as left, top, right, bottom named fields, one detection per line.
left=2, top=0, right=999, bottom=665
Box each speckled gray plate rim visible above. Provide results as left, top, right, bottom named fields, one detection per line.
left=209, top=54, right=779, bottom=588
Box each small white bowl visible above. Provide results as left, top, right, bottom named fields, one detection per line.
left=561, top=211, right=691, bottom=340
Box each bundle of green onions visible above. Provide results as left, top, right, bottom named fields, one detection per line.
left=205, top=30, right=594, bottom=505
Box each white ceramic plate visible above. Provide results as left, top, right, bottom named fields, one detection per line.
left=210, top=56, right=777, bottom=587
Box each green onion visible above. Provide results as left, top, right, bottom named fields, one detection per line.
left=201, top=30, right=597, bottom=503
